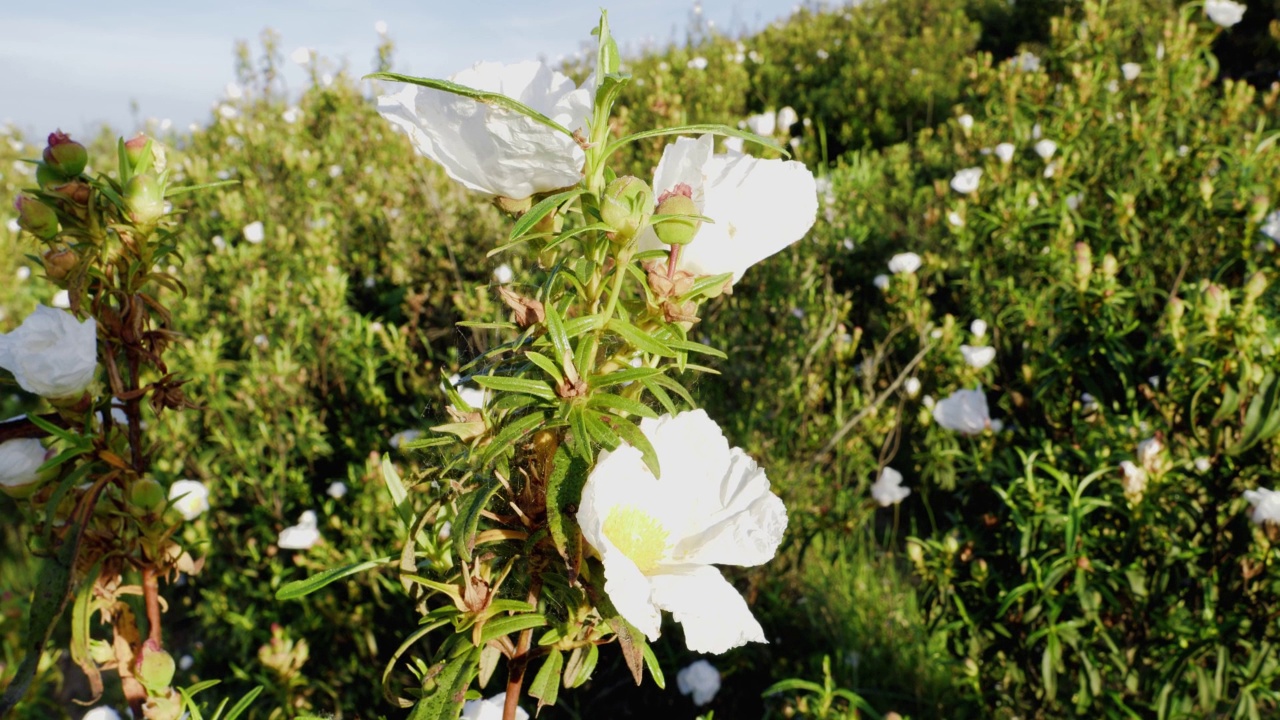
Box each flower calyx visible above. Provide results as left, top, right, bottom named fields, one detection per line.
left=43, top=130, right=89, bottom=178
left=653, top=183, right=700, bottom=246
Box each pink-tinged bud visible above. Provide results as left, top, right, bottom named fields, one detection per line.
left=653, top=186, right=700, bottom=246
left=136, top=639, right=176, bottom=692
left=14, top=196, right=59, bottom=239
left=600, top=176, right=653, bottom=241
left=42, top=248, right=78, bottom=281
left=125, top=175, right=166, bottom=225
left=42, top=131, right=88, bottom=177
left=124, top=134, right=166, bottom=174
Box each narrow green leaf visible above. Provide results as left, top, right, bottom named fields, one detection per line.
left=164, top=179, right=240, bottom=197
left=1230, top=372, right=1280, bottom=455
left=276, top=556, right=393, bottom=600
left=588, top=393, right=658, bottom=419
left=453, top=478, right=504, bottom=563
left=589, top=367, right=662, bottom=389
left=563, top=643, right=599, bottom=689
left=406, top=646, right=481, bottom=720
left=642, top=641, right=665, bottom=690
left=528, top=648, right=564, bottom=708
left=472, top=375, right=557, bottom=401
left=611, top=417, right=660, bottom=478
left=369, top=71, right=575, bottom=138
left=382, top=456, right=413, bottom=527
left=607, top=318, right=676, bottom=357
left=605, top=124, right=788, bottom=160
left=663, top=338, right=727, bottom=359
left=478, top=613, right=548, bottom=645
left=509, top=189, right=586, bottom=241
left=583, top=411, right=622, bottom=450
left=543, top=304, right=574, bottom=373
left=222, top=686, right=265, bottom=720
left=546, top=445, right=590, bottom=566
left=477, top=412, right=547, bottom=468
left=525, top=351, right=565, bottom=385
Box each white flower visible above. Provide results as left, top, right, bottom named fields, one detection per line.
left=1120, top=461, right=1146, bottom=501
left=1245, top=487, right=1280, bottom=525
left=1121, top=62, right=1141, bottom=81
left=375, top=20, right=389, bottom=35
left=870, top=466, right=911, bottom=507
left=1136, top=437, right=1162, bottom=471
left=1034, top=139, right=1057, bottom=160
left=328, top=164, right=343, bottom=178
left=1194, top=457, right=1212, bottom=473
left=1066, top=193, right=1082, bottom=211
left=6, top=218, right=20, bottom=233
left=253, top=334, right=269, bottom=349
left=493, top=263, right=514, bottom=284
left=947, top=211, right=964, bottom=228
left=1043, top=162, right=1057, bottom=179
left=776, top=106, right=798, bottom=131
left=52, top=290, right=71, bottom=309
left=1032, top=123, right=1043, bottom=140
left=376, top=61, right=592, bottom=199
left=933, top=388, right=991, bottom=435
left=460, top=693, right=526, bottom=720
left=950, top=168, right=982, bottom=194
left=321, top=72, right=334, bottom=87
left=677, top=659, right=722, bottom=706
left=1261, top=210, right=1280, bottom=242
left=168, top=480, right=210, bottom=521
left=904, top=377, right=921, bottom=398
left=1081, top=392, right=1098, bottom=413
left=225, top=82, right=243, bottom=100
left=178, top=655, right=194, bottom=671
left=687, top=56, right=709, bottom=70
left=873, top=274, right=890, bottom=291
left=0, top=438, right=48, bottom=495
left=960, top=345, right=995, bottom=369
left=82, top=708, right=122, bottom=720
left=438, top=520, right=452, bottom=541
left=389, top=429, right=423, bottom=449
left=995, top=142, right=1015, bottom=164
left=637, top=135, right=817, bottom=283
left=217, top=104, right=238, bottom=120
left=579, top=410, right=786, bottom=654
left=327, top=481, right=348, bottom=499
left=16, top=266, right=30, bottom=281
left=290, top=47, right=311, bottom=65
left=447, top=373, right=488, bottom=409
left=281, top=107, right=301, bottom=124
left=1205, top=0, right=1246, bottom=27
left=887, top=252, right=922, bottom=274
left=0, top=305, right=97, bottom=399
left=970, top=319, right=988, bottom=339
left=957, top=114, right=974, bottom=131
left=1014, top=51, right=1041, bottom=72
left=243, top=221, right=265, bottom=244
left=745, top=112, right=776, bottom=137
left=278, top=510, right=321, bottom=550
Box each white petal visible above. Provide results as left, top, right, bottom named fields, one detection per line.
left=960, top=345, right=996, bottom=369
left=933, top=388, right=990, bottom=435
left=649, top=564, right=766, bottom=654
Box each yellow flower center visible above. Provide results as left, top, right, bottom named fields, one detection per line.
left=602, top=505, right=670, bottom=574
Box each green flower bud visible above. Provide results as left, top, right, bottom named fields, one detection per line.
left=36, top=163, right=63, bottom=189
left=125, top=175, right=166, bottom=226
left=42, top=131, right=88, bottom=177
left=130, top=478, right=166, bottom=514
left=653, top=190, right=700, bottom=246
left=137, top=640, right=176, bottom=693
left=124, top=134, right=167, bottom=175
left=143, top=691, right=184, bottom=720
left=494, top=195, right=532, bottom=216
left=1073, top=242, right=1092, bottom=292
left=14, top=196, right=59, bottom=239
left=1245, top=271, right=1267, bottom=306
left=600, top=176, right=653, bottom=241
left=1100, top=253, right=1118, bottom=283
left=1203, top=283, right=1228, bottom=334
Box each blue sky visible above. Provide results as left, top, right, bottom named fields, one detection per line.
left=0, top=0, right=807, bottom=138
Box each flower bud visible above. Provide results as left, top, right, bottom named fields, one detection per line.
left=48, top=181, right=91, bottom=206
left=600, top=176, right=653, bottom=241
left=1203, top=283, right=1229, bottom=333
left=143, top=691, right=184, bottom=720
left=36, top=163, right=63, bottom=189
left=130, top=478, right=167, bottom=514
left=14, top=196, right=59, bottom=239
left=1244, top=271, right=1267, bottom=306
left=136, top=640, right=176, bottom=692
left=653, top=192, right=700, bottom=246
left=124, top=134, right=166, bottom=174
left=125, top=175, right=166, bottom=225
left=42, top=248, right=78, bottom=281
left=1100, top=253, right=1118, bottom=283
left=42, top=131, right=88, bottom=177
left=494, top=195, right=532, bottom=216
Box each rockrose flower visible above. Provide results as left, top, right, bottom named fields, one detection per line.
left=1261, top=210, right=1280, bottom=242
left=960, top=345, right=996, bottom=369
left=933, top=388, right=992, bottom=435
left=578, top=409, right=787, bottom=654
left=168, top=479, right=210, bottom=521
left=677, top=659, right=722, bottom=706
left=0, top=437, right=50, bottom=498
left=637, top=134, right=817, bottom=282
left=377, top=61, right=593, bottom=200
left=995, top=142, right=1015, bottom=163
left=870, top=466, right=910, bottom=507
left=1204, top=0, right=1246, bottom=27
left=1244, top=487, right=1280, bottom=524
left=950, top=168, right=982, bottom=194
left=278, top=511, right=321, bottom=550
left=460, top=693, right=526, bottom=720
left=887, top=252, right=922, bottom=274
left=0, top=304, right=97, bottom=400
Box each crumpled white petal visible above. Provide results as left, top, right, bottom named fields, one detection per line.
left=933, top=388, right=991, bottom=435
left=377, top=61, right=592, bottom=199
left=870, top=466, right=910, bottom=507
left=278, top=510, right=321, bottom=550
left=1244, top=487, right=1280, bottom=525
left=0, top=437, right=47, bottom=491
left=578, top=410, right=786, bottom=654
left=677, top=659, right=722, bottom=706
left=168, top=479, right=210, bottom=521
left=0, top=304, right=98, bottom=399
left=460, top=692, right=527, bottom=720
left=960, top=345, right=996, bottom=369
left=638, top=134, right=817, bottom=282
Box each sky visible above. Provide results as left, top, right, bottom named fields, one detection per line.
left=0, top=0, right=809, bottom=139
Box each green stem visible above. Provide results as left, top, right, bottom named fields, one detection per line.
left=584, top=245, right=633, bottom=378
